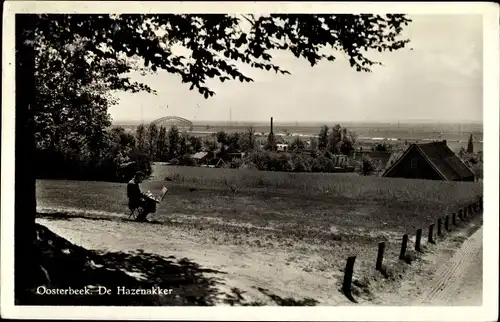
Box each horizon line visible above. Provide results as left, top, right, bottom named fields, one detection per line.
left=111, top=119, right=484, bottom=125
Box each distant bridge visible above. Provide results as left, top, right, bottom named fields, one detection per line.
left=151, top=116, right=193, bottom=129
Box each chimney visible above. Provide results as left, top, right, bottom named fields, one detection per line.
left=270, top=117, right=274, bottom=134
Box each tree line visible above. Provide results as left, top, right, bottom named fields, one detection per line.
left=35, top=112, right=368, bottom=181
left=177, top=124, right=360, bottom=172
left=133, top=124, right=257, bottom=160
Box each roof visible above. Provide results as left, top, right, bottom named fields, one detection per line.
left=192, top=152, right=208, bottom=159
left=416, top=142, right=475, bottom=180
left=383, top=141, right=475, bottom=180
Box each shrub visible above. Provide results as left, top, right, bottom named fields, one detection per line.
left=291, top=154, right=313, bottom=172
left=229, top=158, right=244, bottom=169
left=374, top=143, right=389, bottom=152
left=241, top=150, right=354, bottom=173
left=311, top=154, right=336, bottom=173
left=361, top=156, right=376, bottom=176
left=177, top=154, right=197, bottom=167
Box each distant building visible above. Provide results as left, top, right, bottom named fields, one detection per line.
left=332, top=154, right=349, bottom=167
left=381, top=141, right=475, bottom=181
left=276, top=144, right=289, bottom=152
left=192, top=151, right=210, bottom=164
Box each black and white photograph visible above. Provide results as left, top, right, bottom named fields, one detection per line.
left=1, top=1, right=498, bottom=320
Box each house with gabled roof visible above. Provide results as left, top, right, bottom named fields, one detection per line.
left=381, top=141, right=476, bottom=182
left=192, top=151, right=210, bottom=164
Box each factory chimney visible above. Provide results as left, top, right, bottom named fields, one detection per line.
left=270, top=117, right=274, bottom=134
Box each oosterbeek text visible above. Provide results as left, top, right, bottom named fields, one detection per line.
left=36, top=286, right=174, bottom=296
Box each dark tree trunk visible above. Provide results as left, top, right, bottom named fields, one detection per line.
left=15, top=14, right=37, bottom=302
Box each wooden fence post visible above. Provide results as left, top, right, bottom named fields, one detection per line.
left=376, top=242, right=385, bottom=271
left=400, top=234, right=408, bottom=260
left=452, top=213, right=457, bottom=226
left=428, top=224, right=435, bottom=244
left=437, top=218, right=442, bottom=237
left=445, top=215, right=450, bottom=231
left=415, top=229, right=422, bottom=252
left=342, top=256, right=356, bottom=296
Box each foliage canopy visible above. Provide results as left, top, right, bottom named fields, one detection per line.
left=33, top=14, right=411, bottom=99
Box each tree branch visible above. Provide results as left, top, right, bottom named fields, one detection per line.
left=240, top=14, right=255, bottom=26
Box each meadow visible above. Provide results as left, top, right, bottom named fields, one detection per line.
left=151, top=164, right=481, bottom=211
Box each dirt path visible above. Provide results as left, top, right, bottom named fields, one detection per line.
left=418, top=226, right=483, bottom=306
left=374, top=224, right=483, bottom=306
left=35, top=214, right=352, bottom=306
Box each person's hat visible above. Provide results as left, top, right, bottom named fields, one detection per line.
left=135, top=171, right=145, bottom=177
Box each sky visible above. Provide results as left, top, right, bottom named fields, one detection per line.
left=108, top=14, right=483, bottom=124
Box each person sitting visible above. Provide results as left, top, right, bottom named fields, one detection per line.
left=127, top=171, right=157, bottom=222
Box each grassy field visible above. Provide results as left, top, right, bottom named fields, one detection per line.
left=38, top=164, right=482, bottom=233
left=151, top=164, right=481, bottom=212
